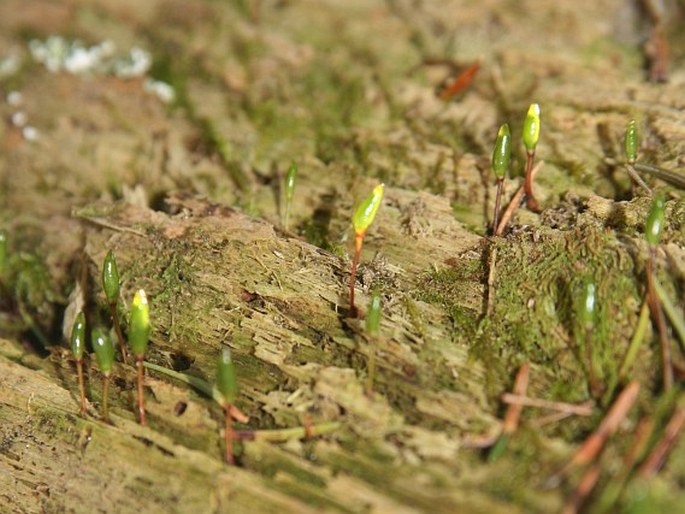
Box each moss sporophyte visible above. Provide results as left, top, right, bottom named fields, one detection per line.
left=365, top=291, right=382, bottom=397
left=643, top=194, right=672, bottom=390
left=102, top=250, right=129, bottom=364
left=129, top=289, right=150, bottom=426
left=522, top=103, right=541, bottom=212
left=283, top=162, right=297, bottom=231
left=70, top=311, right=88, bottom=417
left=0, top=229, right=7, bottom=278
left=624, top=119, right=638, bottom=165
left=217, top=347, right=239, bottom=465
left=92, top=328, right=115, bottom=423
left=491, top=123, right=511, bottom=235
left=349, top=183, right=384, bottom=316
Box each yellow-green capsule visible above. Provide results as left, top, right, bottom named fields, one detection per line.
left=625, top=119, right=638, bottom=165
left=0, top=229, right=7, bottom=277
left=285, top=163, right=297, bottom=205
left=366, top=292, right=382, bottom=337
left=645, top=194, right=666, bottom=246
left=216, top=347, right=238, bottom=405
left=70, top=311, right=87, bottom=360
left=102, top=250, right=120, bottom=304
left=353, top=184, right=384, bottom=235
left=579, top=280, right=597, bottom=330
left=129, top=289, right=150, bottom=358
left=522, top=103, right=541, bottom=152
left=92, top=328, right=115, bottom=376
left=492, top=123, right=511, bottom=180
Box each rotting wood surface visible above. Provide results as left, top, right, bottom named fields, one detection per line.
left=2, top=0, right=685, bottom=513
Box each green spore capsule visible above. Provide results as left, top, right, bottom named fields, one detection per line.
left=129, top=289, right=150, bottom=358
left=216, top=347, right=238, bottom=405
left=102, top=250, right=120, bottom=304
left=0, top=229, right=7, bottom=277
left=523, top=103, right=541, bottom=152
left=625, top=119, right=638, bottom=165
left=70, top=311, right=86, bottom=360
left=580, top=280, right=597, bottom=330
left=492, top=123, right=511, bottom=180
left=285, top=163, right=297, bottom=205
left=92, top=328, right=115, bottom=376
left=366, top=292, right=382, bottom=337
left=645, top=194, right=666, bottom=246
left=353, top=184, right=385, bottom=236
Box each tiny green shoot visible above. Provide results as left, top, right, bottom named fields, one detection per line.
left=623, top=119, right=652, bottom=194
left=365, top=291, right=382, bottom=397
left=70, top=311, right=87, bottom=417
left=624, top=119, right=638, bottom=165
left=522, top=103, right=541, bottom=212
left=0, top=229, right=7, bottom=279
left=643, top=194, right=672, bottom=390
left=102, top=250, right=129, bottom=364
left=217, top=347, right=239, bottom=465
left=579, top=279, right=603, bottom=397
left=129, top=289, right=150, bottom=426
left=92, top=328, right=115, bottom=423
left=283, top=162, right=297, bottom=231
left=491, top=123, right=511, bottom=234
left=349, top=183, right=384, bottom=316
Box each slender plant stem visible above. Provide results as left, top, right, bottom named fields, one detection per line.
left=76, top=359, right=87, bottom=417
left=492, top=179, right=503, bottom=235
left=102, top=375, right=111, bottom=424
left=585, top=327, right=604, bottom=398
left=524, top=150, right=539, bottom=212
left=495, top=161, right=544, bottom=236
left=619, top=298, right=650, bottom=380
left=625, top=163, right=653, bottom=194
left=646, top=250, right=673, bottom=390
left=283, top=201, right=292, bottom=232
left=224, top=405, right=234, bottom=465
left=109, top=302, right=129, bottom=364
left=365, top=335, right=377, bottom=398
left=349, top=233, right=364, bottom=316
left=653, top=278, right=685, bottom=351
left=235, top=422, right=340, bottom=442
left=137, top=357, right=147, bottom=426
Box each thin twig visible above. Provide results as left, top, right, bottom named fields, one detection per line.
left=625, top=164, right=653, bottom=194
left=489, top=363, right=529, bottom=461
left=638, top=405, right=685, bottom=478
left=561, top=463, right=602, bottom=514
left=501, top=393, right=594, bottom=417
left=235, top=421, right=341, bottom=442
left=566, top=381, right=640, bottom=469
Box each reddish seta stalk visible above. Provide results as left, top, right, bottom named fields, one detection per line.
left=76, top=359, right=87, bottom=417
left=349, top=232, right=364, bottom=317
left=224, top=405, right=235, bottom=465
left=136, top=357, right=147, bottom=426
left=524, top=150, right=539, bottom=212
